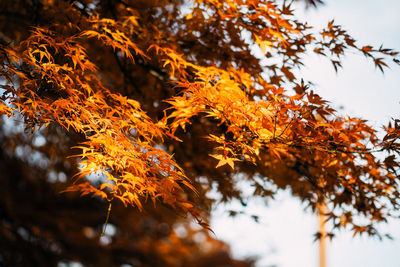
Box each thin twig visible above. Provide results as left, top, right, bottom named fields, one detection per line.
left=276, top=115, right=295, bottom=138
left=101, top=201, right=112, bottom=237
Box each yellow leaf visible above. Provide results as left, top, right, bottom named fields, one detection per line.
left=254, top=34, right=273, bottom=54
left=210, top=154, right=239, bottom=169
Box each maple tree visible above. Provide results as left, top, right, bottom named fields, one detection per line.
left=0, top=0, right=400, bottom=265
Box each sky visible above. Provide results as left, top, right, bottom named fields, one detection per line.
left=211, top=1, right=400, bottom=267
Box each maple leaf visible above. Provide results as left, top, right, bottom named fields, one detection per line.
left=209, top=154, right=239, bottom=169
left=254, top=34, right=273, bottom=54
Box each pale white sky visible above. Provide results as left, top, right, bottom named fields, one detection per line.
left=211, top=1, right=400, bottom=267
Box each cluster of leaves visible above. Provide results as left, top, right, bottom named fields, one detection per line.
left=0, top=27, right=197, bottom=218
left=1, top=0, right=400, bottom=256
